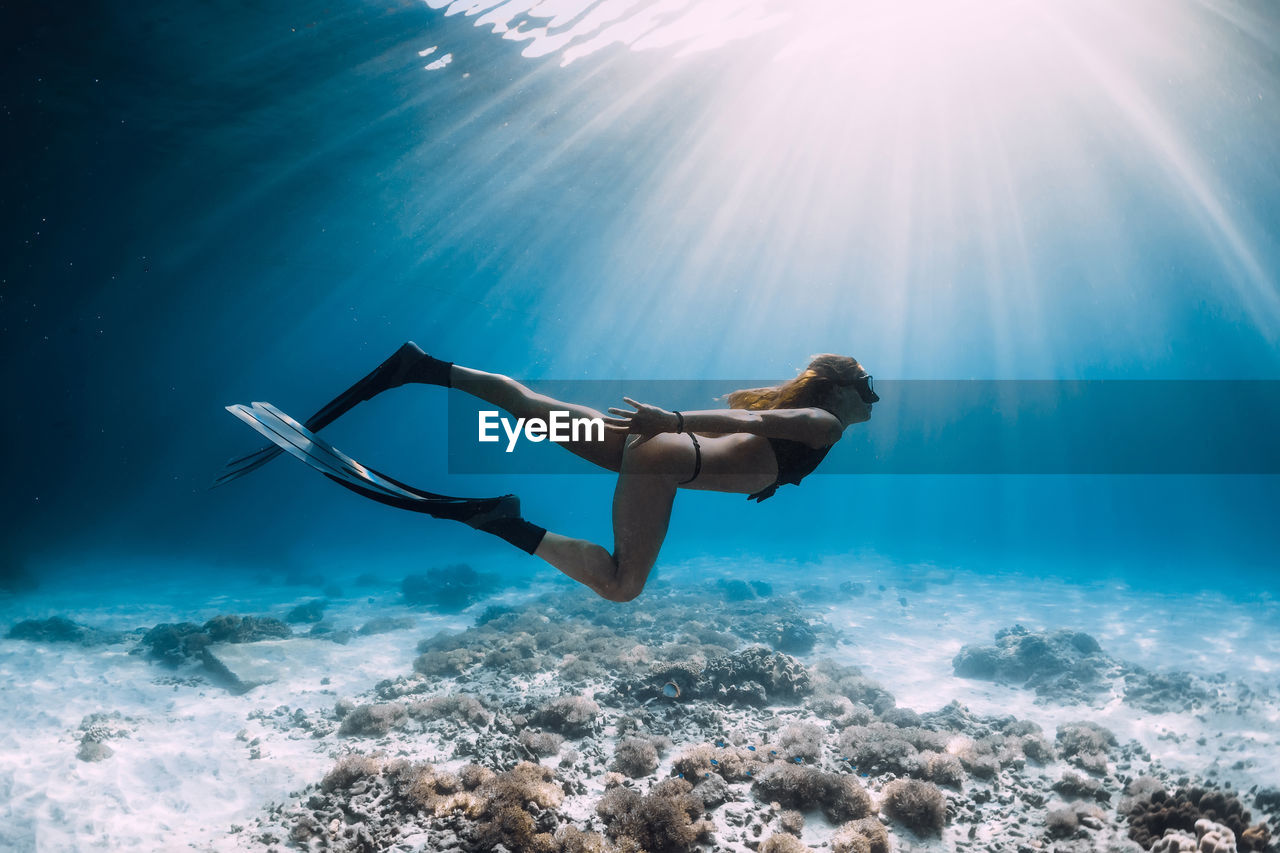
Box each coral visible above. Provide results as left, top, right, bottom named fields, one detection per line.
left=77, top=740, right=113, bottom=762
left=471, top=761, right=565, bottom=853
left=392, top=761, right=487, bottom=817
left=139, top=622, right=211, bottom=664
left=558, top=654, right=607, bottom=681
left=358, top=616, right=415, bottom=635
left=948, top=733, right=1028, bottom=778
left=777, top=722, right=826, bottom=763
left=458, top=763, right=496, bottom=790
left=815, top=660, right=895, bottom=714
left=702, top=646, right=813, bottom=705
left=952, top=625, right=1115, bottom=703
left=75, top=712, right=130, bottom=763
left=1120, top=776, right=1167, bottom=814
left=612, top=737, right=660, bottom=778
left=321, top=753, right=383, bottom=792
left=1195, top=818, right=1239, bottom=853
left=597, top=777, right=712, bottom=853
left=1054, top=771, right=1110, bottom=803
left=1127, top=786, right=1269, bottom=852
left=141, top=614, right=295, bottom=664
left=286, top=599, right=326, bottom=623
left=1241, top=826, right=1270, bottom=851
left=831, top=817, right=890, bottom=853
left=406, top=694, right=492, bottom=727
left=671, top=744, right=758, bottom=784
left=401, top=563, right=498, bottom=612
left=7, top=616, right=124, bottom=646
left=484, top=635, right=543, bottom=673
left=760, top=834, right=808, bottom=853
left=881, top=779, right=947, bottom=835
left=307, top=756, right=571, bottom=850
left=413, top=648, right=478, bottom=677
left=532, top=694, right=600, bottom=736
left=1121, top=666, right=1215, bottom=714
left=1046, top=805, right=1081, bottom=837
left=634, top=646, right=813, bottom=706
left=808, top=694, right=857, bottom=720
left=713, top=578, right=762, bottom=602
left=639, top=660, right=704, bottom=703
left=752, top=764, right=874, bottom=823
left=297, top=756, right=418, bottom=847
left=1020, top=732, right=1056, bottom=763
left=836, top=723, right=946, bottom=777
left=520, top=729, right=566, bottom=758
left=489, top=761, right=564, bottom=810
left=1055, top=721, right=1117, bottom=774
left=202, top=614, right=292, bottom=643
left=917, top=751, right=966, bottom=788
left=700, top=593, right=818, bottom=652
left=338, top=702, right=407, bottom=736
left=555, top=825, right=614, bottom=853
left=761, top=616, right=818, bottom=653
left=880, top=706, right=923, bottom=728
left=307, top=622, right=352, bottom=644
left=1149, top=819, right=1242, bottom=853
left=691, top=774, right=730, bottom=809
left=835, top=725, right=909, bottom=774
left=778, top=809, right=804, bottom=835
left=1151, top=830, right=1197, bottom=852
left=1255, top=789, right=1280, bottom=813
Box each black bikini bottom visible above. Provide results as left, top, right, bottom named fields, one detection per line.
left=678, top=433, right=701, bottom=485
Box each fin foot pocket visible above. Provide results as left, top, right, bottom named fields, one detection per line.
left=459, top=494, right=521, bottom=529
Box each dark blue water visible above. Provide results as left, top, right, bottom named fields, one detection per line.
left=3, top=0, right=1278, bottom=596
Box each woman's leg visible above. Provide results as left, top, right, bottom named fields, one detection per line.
left=299, top=344, right=625, bottom=472
left=530, top=434, right=688, bottom=602
left=449, top=365, right=627, bottom=472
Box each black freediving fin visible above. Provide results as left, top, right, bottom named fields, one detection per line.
left=213, top=342, right=452, bottom=488
left=224, top=401, right=519, bottom=524
left=226, top=403, right=417, bottom=500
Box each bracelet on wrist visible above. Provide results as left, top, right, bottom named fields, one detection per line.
left=674, top=411, right=685, bottom=433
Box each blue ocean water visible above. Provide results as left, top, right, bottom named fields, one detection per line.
left=3, top=0, right=1278, bottom=596
left=6, top=5, right=1280, bottom=850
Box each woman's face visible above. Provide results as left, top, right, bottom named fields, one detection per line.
left=834, top=384, right=873, bottom=426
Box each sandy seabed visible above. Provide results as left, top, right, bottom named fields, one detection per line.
left=1, top=554, right=1277, bottom=852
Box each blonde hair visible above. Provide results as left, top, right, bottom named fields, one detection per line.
left=725, top=354, right=866, bottom=412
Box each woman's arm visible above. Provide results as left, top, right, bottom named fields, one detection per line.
left=605, top=398, right=841, bottom=448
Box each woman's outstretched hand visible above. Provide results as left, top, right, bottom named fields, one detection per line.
left=604, top=397, right=680, bottom=445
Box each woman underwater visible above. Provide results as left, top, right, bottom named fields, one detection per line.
left=224, top=345, right=877, bottom=602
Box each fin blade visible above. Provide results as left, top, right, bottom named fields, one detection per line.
left=212, top=444, right=283, bottom=488
left=249, top=402, right=425, bottom=501
left=226, top=404, right=412, bottom=499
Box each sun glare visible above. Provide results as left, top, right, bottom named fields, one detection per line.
left=413, top=0, right=1280, bottom=373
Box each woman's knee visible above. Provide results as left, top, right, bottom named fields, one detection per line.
left=599, top=577, right=646, bottom=603
left=598, top=555, right=653, bottom=602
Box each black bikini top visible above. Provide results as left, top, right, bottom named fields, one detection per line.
left=747, top=406, right=839, bottom=502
